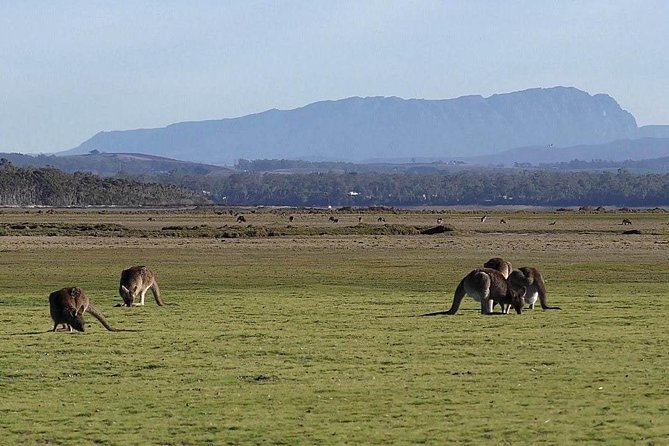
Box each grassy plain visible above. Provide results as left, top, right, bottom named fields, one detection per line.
left=0, top=208, right=668, bottom=445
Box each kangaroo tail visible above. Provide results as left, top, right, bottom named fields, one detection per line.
left=419, top=276, right=467, bottom=316
left=86, top=303, right=121, bottom=331
left=536, top=273, right=561, bottom=310
left=440, top=276, right=467, bottom=315
left=151, top=282, right=166, bottom=306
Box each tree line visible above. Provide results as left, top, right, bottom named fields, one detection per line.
left=4, top=158, right=669, bottom=207
left=0, top=160, right=205, bottom=206
left=148, top=168, right=669, bottom=207
left=537, top=157, right=669, bottom=172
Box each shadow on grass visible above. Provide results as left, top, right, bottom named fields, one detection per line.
left=9, top=330, right=53, bottom=336
left=418, top=309, right=510, bottom=316
left=10, top=328, right=140, bottom=335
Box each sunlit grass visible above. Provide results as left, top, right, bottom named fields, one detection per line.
left=0, top=210, right=668, bottom=444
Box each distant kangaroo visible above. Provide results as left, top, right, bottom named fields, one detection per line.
left=49, top=287, right=120, bottom=332
left=119, top=266, right=165, bottom=306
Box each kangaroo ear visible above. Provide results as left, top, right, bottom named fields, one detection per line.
left=121, top=285, right=129, bottom=294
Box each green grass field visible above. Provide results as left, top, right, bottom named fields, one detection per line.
left=1, top=209, right=668, bottom=445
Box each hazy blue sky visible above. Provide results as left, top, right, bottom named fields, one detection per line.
left=1, top=1, right=667, bottom=153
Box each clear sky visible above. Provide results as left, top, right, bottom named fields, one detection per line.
left=1, top=0, right=667, bottom=153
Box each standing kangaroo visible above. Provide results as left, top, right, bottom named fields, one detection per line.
left=119, top=266, right=165, bottom=306
left=49, top=287, right=119, bottom=332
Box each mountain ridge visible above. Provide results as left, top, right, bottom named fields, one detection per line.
left=61, top=86, right=639, bottom=163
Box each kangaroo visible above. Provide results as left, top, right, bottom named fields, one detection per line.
left=508, top=267, right=561, bottom=310
left=483, top=257, right=513, bottom=279
left=49, top=287, right=119, bottom=332
left=422, top=268, right=526, bottom=316
left=484, top=257, right=515, bottom=312
left=119, top=266, right=165, bottom=306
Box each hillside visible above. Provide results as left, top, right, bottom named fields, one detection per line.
left=468, top=137, right=669, bottom=166
left=637, top=125, right=669, bottom=138
left=0, top=160, right=207, bottom=206
left=0, top=152, right=232, bottom=176
left=62, top=87, right=638, bottom=164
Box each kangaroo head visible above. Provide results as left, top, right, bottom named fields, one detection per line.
left=120, top=285, right=134, bottom=307
left=67, top=308, right=86, bottom=332
left=509, top=286, right=526, bottom=314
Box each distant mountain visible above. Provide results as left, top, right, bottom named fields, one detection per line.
left=61, top=87, right=638, bottom=164
left=0, top=152, right=232, bottom=176
left=468, top=137, right=669, bottom=166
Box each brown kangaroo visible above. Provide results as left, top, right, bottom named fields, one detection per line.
left=508, top=267, right=561, bottom=310
left=422, top=268, right=526, bottom=316
left=483, top=257, right=513, bottom=279
left=119, top=266, right=165, bottom=306
left=484, top=257, right=516, bottom=312
left=49, top=287, right=119, bottom=332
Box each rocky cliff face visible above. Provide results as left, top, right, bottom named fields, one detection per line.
left=64, top=87, right=638, bottom=163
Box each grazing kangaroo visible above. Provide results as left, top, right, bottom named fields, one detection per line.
left=119, top=266, right=165, bottom=306
left=49, top=287, right=119, bottom=332
left=484, top=257, right=516, bottom=312
left=423, top=268, right=526, bottom=316
left=508, top=267, right=561, bottom=310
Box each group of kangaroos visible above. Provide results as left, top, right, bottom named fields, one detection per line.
left=49, top=257, right=560, bottom=333
left=422, top=257, right=561, bottom=316
left=48, top=265, right=164, bottom=332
